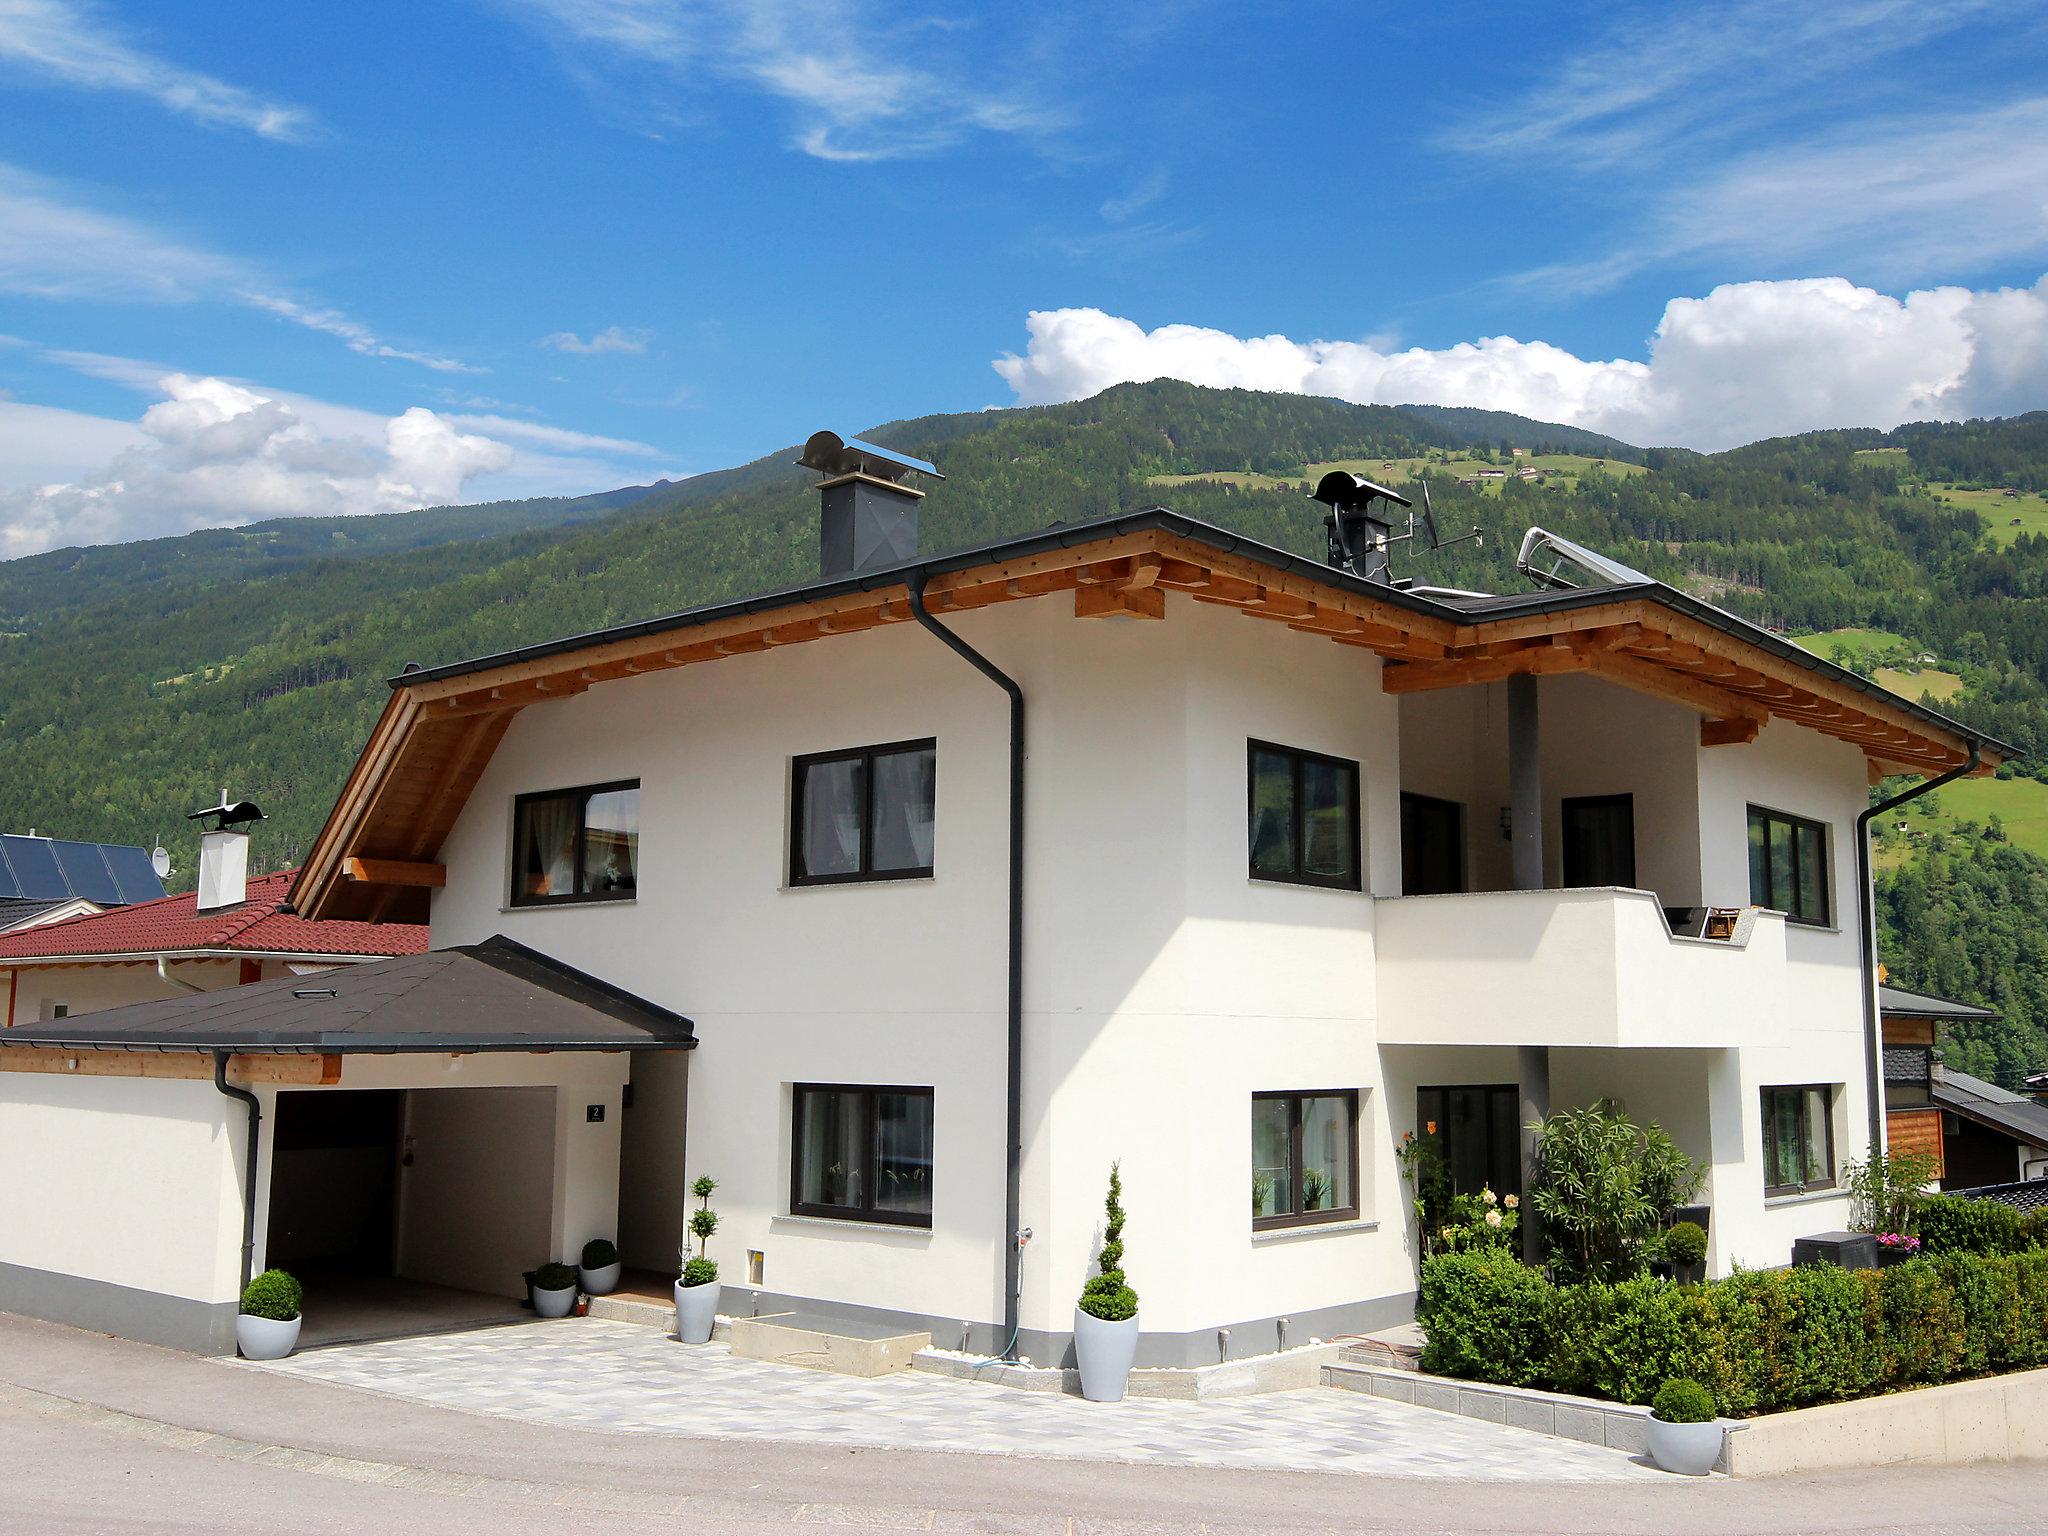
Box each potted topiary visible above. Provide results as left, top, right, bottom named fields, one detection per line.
left=236, top=1269, right=303, bottom=1360
left=1073, top=1162, right=1139, bottom=1402
left=674, top=1175, right=720, bottom=1344
left=529, top=1261, right=579, bottom=1319
left=578, top=1238, right=622, bottom=1296
left=1646, top=1378, right=1724, bottom=1475
left=1663, top=1220, right=1707, bottom=1284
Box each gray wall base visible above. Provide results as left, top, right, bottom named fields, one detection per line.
left=0, top=1261, right=237, bottom=1355
left=719, top=1283, right=1416, bottom=1370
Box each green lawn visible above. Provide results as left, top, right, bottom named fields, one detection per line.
left=1791, top=627, right=1914, bottom=664
left=1880, top=776, right=2048, bottom=863
left=1874, top=664, right=1964, bottom=702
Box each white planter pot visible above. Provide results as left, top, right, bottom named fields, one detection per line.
left=531, top=1283, right=577, bottom=1320
left=674, top=1279, right=720, bottom=1343
left=1646, top=1415, right=1725, bottom=1476
left=578, top=1262, right=622, bottom=1296
left=1073, top=1307, right=1139, bottom=1403
left=235, top=1312, right=301, bottom=1361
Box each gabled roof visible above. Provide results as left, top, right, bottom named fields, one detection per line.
left=0, top=935, right=692, bottom=1054
left=0, top=833, right=165, bottom=907
left=0, top=870, right=424, bottom=962
left=293, top=509, right=2011, bottom=923
left=0, top=896, right=96, bottom=934
left=1933, top=1067, right=2048, bottom=1150
left=1879, top=983, right=2000, bottom=1022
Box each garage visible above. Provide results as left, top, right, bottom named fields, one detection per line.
left=0, top=936, right=693, bottom=1353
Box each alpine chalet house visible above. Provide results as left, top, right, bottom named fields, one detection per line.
left=13, top=435, right=2006, bottom=1364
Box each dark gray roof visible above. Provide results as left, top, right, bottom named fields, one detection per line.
left=1933, top=1067, right=2048, bottom=1149
left=1879, top=983, right=2000, bottom=1022
left=383, top=508, right=2015, bottom=759
left=0, top=896, right=73, bottom=931
left=0, top=935, right=694, bottom=1054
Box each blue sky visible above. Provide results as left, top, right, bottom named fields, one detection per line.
left=3, top=0, right=2047, bottom=554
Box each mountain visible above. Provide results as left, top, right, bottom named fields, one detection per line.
left=4, top=379, right=2048, bottom=1082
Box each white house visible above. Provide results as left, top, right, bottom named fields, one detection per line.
left=0, top=435, right=2007, bottom=1363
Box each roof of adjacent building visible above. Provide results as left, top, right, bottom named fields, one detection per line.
left=0, top=896, right=90, bottom=933
left=0, top=870, right=424, bottom=962
left=1933, top=1066, right=2048, bottom=1150
left=0, top=935, right=693, bottom=1054
left=0, top=833, right=165, bottom=907
left=1878, top=983, right=2001, bottom=1022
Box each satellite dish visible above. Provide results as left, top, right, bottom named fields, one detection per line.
left=150, top=845, right=172, bottom=880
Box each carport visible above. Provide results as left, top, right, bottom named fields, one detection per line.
left=0, top=936, right=693, bottom=1353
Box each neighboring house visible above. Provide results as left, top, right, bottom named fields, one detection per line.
left=0, top=830, right=169, bottom=935
left=1880, top=984, right=2048, bottom=1189
left=0, top=435, right=2009, bottom=1362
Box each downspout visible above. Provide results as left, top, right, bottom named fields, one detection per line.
left=1856, top=744, right=1980, bottom=1155
left=906, top=570, right=1026, bottom=1359
left=158, top=956, right=206, bottom=994
left=213, top=1051, right=261, bottom=1295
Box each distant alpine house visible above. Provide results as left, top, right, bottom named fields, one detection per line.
left=0, top=431, right=2010, bottom=1364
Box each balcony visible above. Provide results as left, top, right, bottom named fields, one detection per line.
left=1374, top=887, right=1791, bottom=1049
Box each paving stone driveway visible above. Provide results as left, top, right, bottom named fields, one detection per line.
left=250, top=1318, right=1659, bottom=1481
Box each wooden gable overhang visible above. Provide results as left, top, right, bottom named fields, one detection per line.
left=293, top=513, right=2002, bottom=923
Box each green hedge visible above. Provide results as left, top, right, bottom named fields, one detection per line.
left=1914, top=1193, right=2045, bottom=1256
left=1417, top=1249, right=2048, bottom=1417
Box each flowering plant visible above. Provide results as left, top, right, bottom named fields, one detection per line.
left=1435, top=1188, right=1519, bottom=1254
left=1876, top=1231, right=1921, bottom=1253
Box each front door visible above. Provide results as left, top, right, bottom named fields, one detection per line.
left=1417, top=1084, right=1522, bottom=1199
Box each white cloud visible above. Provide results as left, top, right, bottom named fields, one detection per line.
left=991, top=276, right=2048, bottom=451
left=0, top=0, right=313, bottom=139
left=539, top=325, right=650, bottom=355
left=446, top=413, right=663, bottom=457
left=240, top=293, right=482, bottom=374
left=0, top=374, right=513, bottom=557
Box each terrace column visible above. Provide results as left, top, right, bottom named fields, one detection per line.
left=1509, top=673, right=1549, bottom=1263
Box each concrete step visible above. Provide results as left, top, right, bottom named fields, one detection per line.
left=1337, top=1321, right=1424, bottom=1372
left=586, top=1292, right=676, bottom=1329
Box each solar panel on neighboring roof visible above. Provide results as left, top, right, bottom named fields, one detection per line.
left=0, top=836, right=66, bottom=899
left=49, top=840, right=122, bottom=904
left=0, top=833, right=168, bottom=907
left=103, top=843, right=167, bottom=904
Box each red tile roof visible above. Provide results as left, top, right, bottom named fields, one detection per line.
left=0, top=871, right=426, bottom=961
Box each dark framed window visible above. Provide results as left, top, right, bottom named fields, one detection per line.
left=1252, top=1090, right=1360, bottom=1230
left=1415, top=1085, right=1522, bottom=1200
left=510, top=780, right=639, bottom=906
left=1248, top=741, right=1361, bottom=890
left=1563, top=794, right=1637, bottom=887
left=791, top=739, right=936, bottom=885
left=1748, top=805, right=1830, bottom=926
left=791, top=1084, right=934, bottom=1226
left=1401, top=792, right=1465, bottom=895
left=1761, top=1084, right=1836, bottom=1195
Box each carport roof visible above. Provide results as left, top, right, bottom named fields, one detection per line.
left=0, top=935, right=693, bottom=1054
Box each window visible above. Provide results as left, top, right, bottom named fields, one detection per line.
left=1252, top=1090, right=1360, bottom=1229
left=1248, top=741, right=1361, bottom=890
left=1562, top=794, right=1636, bottom=888
left=1748, top=806, right=1830, bottom=926
left=1761, top=1084, right=1836, bottom=1195
left=791, top=739, right=936, bottom=885
left=511, top=781, right=639, bottom=906
left=791, top=1084, right=934, bottom=1225
left=1415, top=1085, right=1522, bottom=1200
left=1401, top=792, right=1465, bottom=895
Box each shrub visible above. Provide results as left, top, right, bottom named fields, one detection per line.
left=1417, top=1251, right=1550, bottom=1388
left=1916, top=1193, right=2036, bottom=1256
left=1077, top=1162, right=1138, bottom=1322
left=1651, top=1378, right=1716, bottom=1424
left=681, top=1175, right=719, bottom=1287
left=1879, top=1261, right=1966, bottom=1384
left=680, top=1256, right=718, bottom=1288
left=1529, top=1102, right=1703, bottom=1283
left=240, top=1269, right=302, bottom=1321
left=1663, top=1221, right=1707, bottom=1267
left=1843, top=1145, right=1940, bottom=1236
left=532, top=1262, right=577, bottom=1292
left=581, top=1238, right=618, bottom=1269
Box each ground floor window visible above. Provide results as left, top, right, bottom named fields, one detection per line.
left=1252, top=1090, right=1360, bottom=1229
left=791, top=1084, right=934, bottom=1226
left=1762, top=1084, right=1836, bottom=1195
left=1415, top=1084, right=1521, bottom=1199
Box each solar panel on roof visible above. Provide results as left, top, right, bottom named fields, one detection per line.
left=0, top=836, right=66, bottom=899
left=0, top=842, right=17, bottom=900
left=50, top=840, right=123, bottom=904
left=102, top=843, right=168, bottom=904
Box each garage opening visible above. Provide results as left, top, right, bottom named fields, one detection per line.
left=265, top=1085, right=557, bottom=1347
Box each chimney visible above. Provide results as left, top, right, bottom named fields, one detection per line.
left=796, top=430, right=943, bottom=578
left=1312, top=470, right=1409, bottom=584
left=186, top=791, right=265, bottom=912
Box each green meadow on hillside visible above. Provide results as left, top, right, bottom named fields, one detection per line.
left=1878, top=774, right=2048, bottom=865
left=1149, top=451, right=1647, bottom=499
left=1931, top=483, right=2048, bottom=546
left=1792, top=627, right=1916, bottom=664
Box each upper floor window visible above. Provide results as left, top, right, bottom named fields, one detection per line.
left=1761, top=1084, right=1836, bottom=1196
left=511, top=781, right=639, bottom=906
left=1253, top=1089, right=1361, bottom=1229
left=1249, top=741, right=1361, bottom=890
left=791, top=1083, right=934, bottom=1226
left=1563, top=794, right=1637, bottom=888
left=1401, top=792, right=1465, bottom=895
left=1748, top=805, right=1830, bottom=926
left=791, top=739, right=936, bottom=886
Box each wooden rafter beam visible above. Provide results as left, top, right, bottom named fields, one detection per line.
left=1075, top=582, right=1165, bottom=620
left=0, top=1048, right=342, bottom=1086
left=344, top=856, right=446, bottom=888
left=1701, top=716, right=1763, bottom=748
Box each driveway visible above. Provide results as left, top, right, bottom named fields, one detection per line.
left=254, top=1317, right=1656, bottom=1480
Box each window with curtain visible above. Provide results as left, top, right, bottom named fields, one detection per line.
left=1401, top=792, right=1465, bottom=895
left=791, top=1084, right=934, bottom=1225
left=511, top=781, right=639, bottom=906
left=1748, top=805, right=1830, bottom=925
left=1247, top=741, right=1360, bottom=891
left=1415, top=1084, right=1522, bottom=1201
left=791, top=740, right=936, bottom=885
left=1761, top=1084, right=1836, bottom=1195
left=1252, top=1090, right=1360, bottom=1230
left=1563, top=794, right=1637, bottom=888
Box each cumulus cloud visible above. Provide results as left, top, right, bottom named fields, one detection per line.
left=0, top=374, right=513, bottom=558
left=991, top=276, right=2048, bottom=451
left=539, top=325, right=650, bottom=355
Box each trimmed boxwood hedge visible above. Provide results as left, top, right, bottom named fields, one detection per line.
left=1417, top=1248, right=2048, bottom=1417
